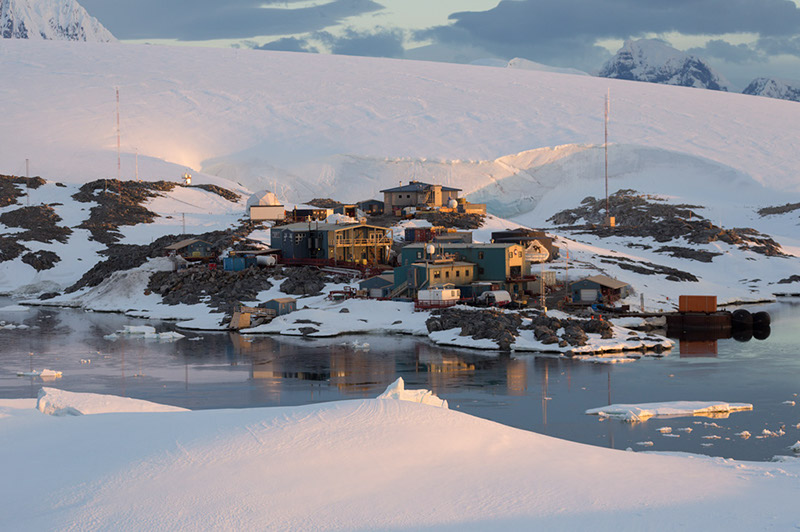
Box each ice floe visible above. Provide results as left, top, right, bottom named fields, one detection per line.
left=585, top=401, right=753, bottom=422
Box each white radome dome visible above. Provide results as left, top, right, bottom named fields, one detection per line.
left=247, top=190, right=281, bottom=208
left=447, top=198, right=458, bottom=209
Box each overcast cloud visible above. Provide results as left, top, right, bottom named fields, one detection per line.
left=81, top=0, right=383, bottom=41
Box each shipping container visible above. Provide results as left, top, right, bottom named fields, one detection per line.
left=679, top=295, right=717, bottom=314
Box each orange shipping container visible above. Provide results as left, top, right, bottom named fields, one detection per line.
left=679, top=295, right=717, bottom=313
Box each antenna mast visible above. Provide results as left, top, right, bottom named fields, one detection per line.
left=116, top=88, right=121, bottom=182
left=604, top=89, right=610, bottom=225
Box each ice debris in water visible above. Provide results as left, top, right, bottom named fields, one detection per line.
left=378, top=377, right=448, bottom=409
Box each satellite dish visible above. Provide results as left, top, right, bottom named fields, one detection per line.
left=426, top=244, right=436, bottom=256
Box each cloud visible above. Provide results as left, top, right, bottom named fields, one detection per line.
left=419, top=0, right=800, bottom=68
left=317, top=28, right=406, bottom=57
left=254, top=37, right=319, bottom=53
left=756, top=35, right=800, bottom=57
left=81, top=0, right=384, bottom=41
left=688, top=40, right=766, bottom=64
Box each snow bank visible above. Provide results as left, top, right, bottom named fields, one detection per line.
left=586, top=401, right=753, bottom=422
left=378, top=378, right=448, bottom=409
left=2, top=391, right=799, bottom=530
left=36, top=387, right=187, bottom=416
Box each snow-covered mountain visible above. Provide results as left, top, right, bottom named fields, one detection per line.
left=1, top=0, right=114, bottom=41
left=742, top=77, right=800, bottom=103
left=598, top=39, right=728, bottom=91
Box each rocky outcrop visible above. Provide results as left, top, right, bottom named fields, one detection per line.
left=279, top=266, right=352, bottom=296
left=0, top=205, right=72, bottom=243
left=21, top=250, right=59, bottom=271
left=0, top=174, right=45, bottom=207
left=149, top=266, right=274, bottom=315
left=548, top=189, right=785, bottom=257
left=427, top=308, right=523, bottom=351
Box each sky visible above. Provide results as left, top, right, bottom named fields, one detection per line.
left=81, top=0, right=800, bottom=90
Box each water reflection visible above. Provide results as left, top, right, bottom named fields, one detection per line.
left=1, top=298, right=800, bottom=461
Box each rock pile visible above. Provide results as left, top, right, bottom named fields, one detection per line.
left=418, top=211, right=484, bottom=230
left=186, top=184, right=241, bottom=203
left=549, top=189, right=785, bottom=257
left=427, top=309, right=620, bottom=351
left=148, top=266, right=274, bottom=314
left=0, top=205, right=72, bottom=244
left=426, top=308, right=522, bottom=351
left=0, top=174, right=46, bottom=208
left=21, top=250, right=60, bottom=271
left=72, top=179, right=178, bottom=244
left=278, top=266, right=352, bottom=296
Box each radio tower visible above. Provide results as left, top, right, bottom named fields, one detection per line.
left=116, top=87, right=122, bottom=195
left=604, top=89, right=610, bottom=226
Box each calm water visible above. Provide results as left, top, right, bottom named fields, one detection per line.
left=1, top=298, right=799, bottom=461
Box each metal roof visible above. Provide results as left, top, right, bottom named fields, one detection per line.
left=584, top=275, right=630, bottom=289
left=276, top=222, right=389, bottom=232
left=380, top=181, right=461, bottom=193
left=165, top=238, right=212, bottom=250
left=403, top=242, right=517, bottom=250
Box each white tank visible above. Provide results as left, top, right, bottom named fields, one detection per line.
left=257, top=254, right=277, bottom=266
left=447, top=198, right=458, bottom=209
left=426, top=244, right=436, bottom=256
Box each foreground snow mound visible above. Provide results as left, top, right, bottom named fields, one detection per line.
left=37, top=387, right=188, bottom=416
left=586, top=401, right=753, bottom=422
left=378, top=378, right=448, bottom=409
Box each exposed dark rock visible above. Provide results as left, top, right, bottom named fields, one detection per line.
left=306, top=198, right=342, bottom=208
left=279, top=267, right=350, bottom=296
left=66, top=222, right=263, bottom=293
left=0, top=235, right=26, bottom=262
left=0, top=174, right=46, bottom=208
left=298, top=327, right=318, bottom=336
left=600, top=255, right=698, bottom=282
left=0, top=205, right=72, bottom=243
left=186, top=184, right=241, bottom=203
left=427, top=308, right=523, bottom=351
left=758, top=202, right=800, bottom=217
left=549, top=189, right=785, bottom=257
left=72, top=179, right=178, bottom=244
left=38, top=291, right=60, bottom=300
left=148, top=265, right=273, bottom=315
left=417, top=211, right=485, bottom=230
left=655, top=246, right=722, bottom=263
left=778, top=275, right=800, bottom=285
left=21, top=250, right=60, bottom=271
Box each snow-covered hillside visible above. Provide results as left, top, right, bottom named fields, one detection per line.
left=1, top=39, right=799, bottom=303
left=598, top=39, right=728, bottom=91
left=1, top=39, right=798, bottom=201
left=0, top=0, right=114, bottom=41
left=743, top=77, right=800, bottom=103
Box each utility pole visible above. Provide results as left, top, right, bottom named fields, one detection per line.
left=182, top=213, right=186, bottom=234
left=25, top=158, right=30, bottom=206
left=116, top=87, right=122, bottom=195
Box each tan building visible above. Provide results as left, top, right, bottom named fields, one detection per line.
left=380, top=181, right=461, bottom=213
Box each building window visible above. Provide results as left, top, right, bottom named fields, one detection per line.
left=416, top=251, right=422, bottom=259
left=294, top=234, right=303, bottom=244
left=479, top=267, right=485, bottom=274
left=445, top=271, right=450, bottom=278
left=478, top=252, right=484, bottom=259
left=456, top=270, right=460, bottom=277
left=433, top=271, right=441, bottom=279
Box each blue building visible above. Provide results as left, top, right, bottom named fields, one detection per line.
left=570, top=275, right=631, bottom=304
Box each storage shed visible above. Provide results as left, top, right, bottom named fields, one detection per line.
left=570, top=275, right=631, bottom=304
left=358, top=273, right=395, bottom=298
left=263, top=297, right=297, bottom=316
left=165, top=239, right=215, bottom=261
